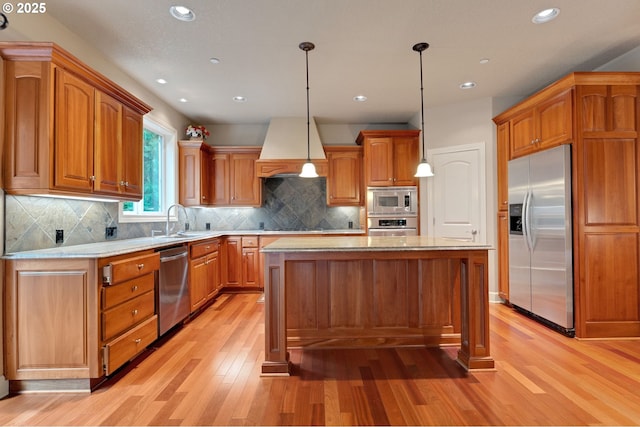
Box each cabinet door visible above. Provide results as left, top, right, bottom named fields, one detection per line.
left=242, top=247, right=260, bottom=287
left=509, top=108, right=536, bottom=159
left=393, top=136, right=419, bottom=186
left=179, top=141, right=203, bottom=206
left=537, top=89, right=572, bottom=150
left=224, top=237, right=242, bottom=287
left=207, top=252, right=221, bottom=298
left=365, top=137, right=394, bottom=186
left=327, top=148, right=363, bottom=206
left=212, top=152, right=230, bottom=205
left=94, top=91, right=122, bottom=196
left=121, top=107, right=143, bottom=198
left=496, top=122, right=510, bottom=211
left=230, top=152, right=261, bottom=206
left=54, top=68, right=95, bottom=192
left=497, top=211, right=509, bottom=301
left=190, top=257, right=208, bottom=312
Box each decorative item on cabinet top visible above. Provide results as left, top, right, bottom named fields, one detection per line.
left=186, top=125, right=210, bottom=140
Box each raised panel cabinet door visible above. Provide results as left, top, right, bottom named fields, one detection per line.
left=496, top=122, right=510, bottom=211
left=94, top=91, right=122, bottom=196
left=327, top=148, right=363, bottom=206
left=509, top=108, right=536, bottom=159
left=178, top=141, right=203, bottom=206
left=54, top=68, right=95, bottom=192
left=393, top=136, right=419, bottom=186
left=3, top=61, right=52, bottom=191
left=242, top=247, right=260, bottom=287
left=364, top=137, right=394, bottom=186
left=189, top=257, right=208, bottom=312
left=536, top=89, right=573, bottom=149
left=212, top=152, right=230, bottom=205
left=121, top=106, right=144, bottom=198
left=207, top=252, right=221, bottom=298
left=230, top=152, right=261, bottom=206
left=224, top=237, right=242, bottom=286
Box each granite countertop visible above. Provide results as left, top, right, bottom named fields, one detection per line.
left=2, top=229, right=365, bottom=259
left=262, top=235, right=493, bottom=252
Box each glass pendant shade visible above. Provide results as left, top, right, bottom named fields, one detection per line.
left=415, top=160, right=434, bottom=177
left=300, top=161, right=319, bottom=178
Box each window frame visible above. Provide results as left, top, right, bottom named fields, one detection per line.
left=118, top=117, right=178, bottom=223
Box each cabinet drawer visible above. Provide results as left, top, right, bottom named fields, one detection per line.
left=102, top=290, right=155, bottom=341
left=103, top=315, right=157, bottom=376
left=242, top=236, right=258, bottom=247
left=102, top=273, right=155, bottom=310
left=104, top=252, right=160, bottom=285
left=190, top=239, right=219, bottom=259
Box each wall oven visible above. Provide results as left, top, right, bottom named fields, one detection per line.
left=367, top=216, right=418, bottom=236
left=367, top=186, right=418, bottom=216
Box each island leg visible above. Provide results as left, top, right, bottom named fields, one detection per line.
left=457, top=250, right=495, bottom=370
left=261, top=253, right=291, bottom=375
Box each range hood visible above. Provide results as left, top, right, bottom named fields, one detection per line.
left=256, top=117, right=328, bottom=177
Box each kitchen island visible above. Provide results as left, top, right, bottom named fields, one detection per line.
left=261, top=236, right=494, bottom=374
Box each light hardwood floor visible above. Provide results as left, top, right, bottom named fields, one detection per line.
left=1, top=293, right=639, bottom=426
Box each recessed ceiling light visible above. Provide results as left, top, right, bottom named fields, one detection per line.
left=479, top=58, right=490, bottom=64
left=532, top=8, right=560, bottom=24
left=233, top=96, right=247, bottom=102
left=353, top=95, right=367, bottom=102
left=156, top=78, right=167, bottom=85
left=170, top=5, right=195, bottom=22
left=209, top=57, right=221, bottom=64
left=179, top=98, right=188, bottom=103
left=460, top=81, right=476, bottom=90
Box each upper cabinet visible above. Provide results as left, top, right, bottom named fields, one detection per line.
left=179, top=145, right=262, bottom=207
left=325, top=146, right=363, bottom=206
left=0, top=42, right=152, bottom=200
left=356, top=130, right=420, bottom=187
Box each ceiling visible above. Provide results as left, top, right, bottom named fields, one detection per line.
left=29, top=0, right=640, bottom=124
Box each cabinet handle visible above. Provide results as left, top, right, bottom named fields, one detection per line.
left=131, top=285, right=138, bottom=292
left=89, top=176, right=96, bottom=182
left=134, top=338, right=142, bottom=344
left=205, top=246, right=210, bottom=250
left=132, top=309, right=138, bottom=316
left=137, top=263, right=144, bottom=270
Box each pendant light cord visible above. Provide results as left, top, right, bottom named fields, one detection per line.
left=305, top=48, right=311, bottom=163
left=418, top=48, right=426, bottom=163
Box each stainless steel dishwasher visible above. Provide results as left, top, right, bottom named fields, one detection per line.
left=157, top=245, right=190, bottom=336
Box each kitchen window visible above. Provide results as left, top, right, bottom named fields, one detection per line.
left=119, top=118, right=177, bottom=222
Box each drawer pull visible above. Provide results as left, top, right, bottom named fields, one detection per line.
left=137, top=263, right=144, bottom=270
left=206, top=246, right=210, bottom=250
left=132, top=309, right=138, bottom=316
left=134, top=338, right=142, bottom=344
left=131, top=285, right=138, bottom=292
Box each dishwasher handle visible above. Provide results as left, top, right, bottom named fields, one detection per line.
left=160, top=251, right=188, bottom=263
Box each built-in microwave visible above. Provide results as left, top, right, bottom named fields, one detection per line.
left=367, top=186, right=418, bottom=216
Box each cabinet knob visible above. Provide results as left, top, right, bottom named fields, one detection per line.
left=134, top=338, right=142, bottom=344
left=120, top=181, right=125, bottom=186
left=131, top=285, right=138, bottom=292
left=89, top=176, right=96, bottom=182
left=132, top=309, right=138, bottom=316
left=137, top=263, right=144, bottom=270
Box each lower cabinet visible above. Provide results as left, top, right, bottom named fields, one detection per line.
left=497, top=211, right=509, bottom=301
left=223, top=235, right=261, bottom=289
left=3, top=250, right=160, bottom=391
left=189, top=238, right=221, bottom=312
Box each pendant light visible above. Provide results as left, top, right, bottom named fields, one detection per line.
left=413, top=42, right=434, bottom=178
left=299, top=41, right=318, bottom=178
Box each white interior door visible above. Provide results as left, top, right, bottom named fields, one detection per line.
left=426, top=143, right=486, bottom=243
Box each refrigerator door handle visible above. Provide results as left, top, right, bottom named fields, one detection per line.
left=523, top=190, right=533, bottom=252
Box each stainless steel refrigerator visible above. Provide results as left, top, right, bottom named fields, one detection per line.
left=508, top=144, right=574, bottom=335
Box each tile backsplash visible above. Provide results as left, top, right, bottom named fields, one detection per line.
left=5, top=177, right=361, bottom=253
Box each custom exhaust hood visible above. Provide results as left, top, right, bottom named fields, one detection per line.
left=256, top=117, right=328, bottom=177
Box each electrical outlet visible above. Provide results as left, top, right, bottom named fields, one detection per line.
left=105, top=226, right=117, bottom=239
left=185, top=222, right=190, bottom=231
left=205, top=222, right=211, bottom=230
left=55, top=229, right=64, bottom=244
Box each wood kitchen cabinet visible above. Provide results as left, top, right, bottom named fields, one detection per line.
left=211, top=147, right=262, bottom=207
left=0, top=42, right=152, bottom=201
left=223, top=235, right=261, bottom=289
left=493, top=72, right=640, bottom=338
left=496, top=122, right=510, bottom=212
left=356, top=130, right=420, bottom=187
left=325, top=146, right=363, bottom=206
left=509, top=88, right=572, bottom=159
left=3, top=249, right=159, bottom=392
left=497, top=211, right=509, bottom=302
left=189, top=238, right=221, bottom=312
left=179, top=141, right=214, bottom=206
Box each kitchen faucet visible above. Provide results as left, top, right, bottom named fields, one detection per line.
left=166, top=203, right=189, bottom=236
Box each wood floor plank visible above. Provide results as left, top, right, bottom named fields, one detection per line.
left=2, top=294, right=640, bottom=426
